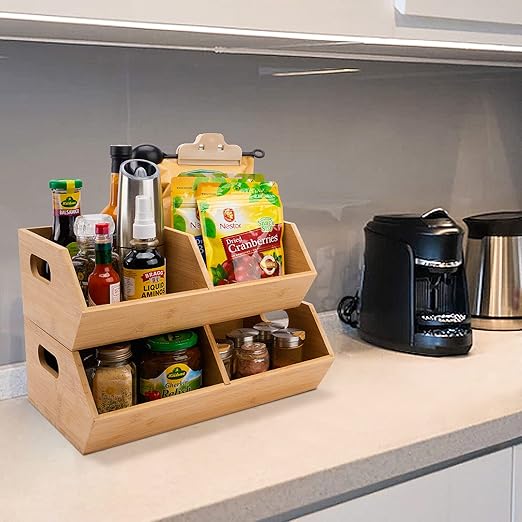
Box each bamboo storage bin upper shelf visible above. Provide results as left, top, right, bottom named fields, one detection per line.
left=18, top=222, right=316, bottom=350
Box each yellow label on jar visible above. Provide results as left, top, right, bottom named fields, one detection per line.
left=53, top=191, right=81, bottom=217
left=123, top=265, right=166, bottom=300
left=140, top=363, right=202, bottom=400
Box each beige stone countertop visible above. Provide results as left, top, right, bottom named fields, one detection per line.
left=0, top=312, right=521, bottom=522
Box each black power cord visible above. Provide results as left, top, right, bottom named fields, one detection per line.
left=337, top=292, right=360, bottom=328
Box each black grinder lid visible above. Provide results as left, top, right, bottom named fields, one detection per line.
left=464, top=211, right=522, bottom=239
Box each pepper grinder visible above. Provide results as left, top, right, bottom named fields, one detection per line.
left=116, top=159, right=163, bottom=259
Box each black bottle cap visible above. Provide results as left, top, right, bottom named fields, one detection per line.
left=464, top=211, right=522, bottom=239
left=110, top=145, right=132, bottom=158
left=110, top=145, right=132, bottom=173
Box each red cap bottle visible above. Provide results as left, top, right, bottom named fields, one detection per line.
left=88, top=222, right=120, bottom=305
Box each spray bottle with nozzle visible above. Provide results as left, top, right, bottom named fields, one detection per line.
left=122, top=195, right=166, bottom=301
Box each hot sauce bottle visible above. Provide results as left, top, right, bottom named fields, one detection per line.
left=123, top=195, right=166, bottom=300
left=88, top=223, right=121, bottom=306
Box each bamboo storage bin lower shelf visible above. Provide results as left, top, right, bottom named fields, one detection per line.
left=25, top=302, right=334, bottom=453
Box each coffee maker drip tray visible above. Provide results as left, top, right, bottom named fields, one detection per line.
left=416, top=313, right=468, bottom=327
left=418, top=325, right=471, bottom=338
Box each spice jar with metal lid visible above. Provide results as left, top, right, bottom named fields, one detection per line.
left=92, top=343, right=136, bottom=414
left=216, top=339, right=234, bottom=379
left=253, top=322, right=283, bottom=357
left=139, top=330, right=202, bottom=402
left=272, top=328, right=306, bottom=368
left=235, top=342, right=270, bottom=378
left=226, top=327, right=259, bottom=349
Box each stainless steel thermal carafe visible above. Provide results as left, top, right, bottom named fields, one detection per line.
left=464, top=211, right=522, bottom=330
left=116, top=159, right=163, bottom=258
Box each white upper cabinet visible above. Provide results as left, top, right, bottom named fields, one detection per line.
left=395, top=0, right=522, bottom=26
left=0, top=1, right=520, bottom=63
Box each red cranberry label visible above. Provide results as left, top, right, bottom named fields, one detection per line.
left=221, top=224, right=282, bottom=260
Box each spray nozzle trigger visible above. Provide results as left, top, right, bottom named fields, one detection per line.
left=133, top=195, right=156, bottom=240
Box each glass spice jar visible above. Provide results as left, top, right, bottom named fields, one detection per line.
left=226, top=327, right=259, bottom=349
left=253, top=322, right=284, bottom=359
left=72, top=215, right=120, bottom=303
left=82, top=348, right=97, bottom=388
left=216, top=339, right=234, bottom=379
left=91, top=343, right=136, bottom=414
left=235, top=342, right=270, bottom=378
left=226, top=328, right=259, bottom=378
left=272, top=328, right=306, bottom=368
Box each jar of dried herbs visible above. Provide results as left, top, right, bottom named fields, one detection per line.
left=235, top=342, right=269, bottom=378
left=92, top=343, right=136, bottom=414
left=216, top=339, right=234, bottom=379
left=272, top=328, right=306, bottom=368
left=253, top=322, right=283, bottom=359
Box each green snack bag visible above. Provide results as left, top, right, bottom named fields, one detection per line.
left=171, top=170, right=227, bottom=260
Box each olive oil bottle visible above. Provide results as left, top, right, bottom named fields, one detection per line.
left=122, top=195, right=166, bottom=300
left=101, top=145, right=132, bottom=224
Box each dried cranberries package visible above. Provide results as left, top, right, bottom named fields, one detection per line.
left=197, top=180, right=284, bottom=285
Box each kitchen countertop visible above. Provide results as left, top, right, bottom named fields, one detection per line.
left=0, top=312, right=521, bottom=522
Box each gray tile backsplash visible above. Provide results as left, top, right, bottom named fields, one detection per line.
left=1, top=41, right=521, bottom=364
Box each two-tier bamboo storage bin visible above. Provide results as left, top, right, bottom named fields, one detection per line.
left=19, top=222, right=334, bottom=454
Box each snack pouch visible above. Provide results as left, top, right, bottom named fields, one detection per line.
left=197, top=180, right=284, bottom=285
left=171, top=170, right=227, bottom=260
left=161, top=155, right=255, bottom=227
left=172, top=172, right=265, bottom=260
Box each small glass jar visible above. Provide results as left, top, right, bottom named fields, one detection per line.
left=235, top=342, right=269, bottom=378
left=253, top=322, right=284, bottom=358
left=216, top=339, right=234, bottom=379
left=82, top=348, right=97, bottom=388
left=92, top=343, right=136, bottom=414
left=226, top=327, right=259, bottom=349
left=272, top=328, right=306, bottom=368
left=139, top=331, right=202, bottom=402
left=72, top=215, right=120, bottom=303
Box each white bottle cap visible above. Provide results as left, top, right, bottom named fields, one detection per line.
left=133, top=195, right=156, bottom=240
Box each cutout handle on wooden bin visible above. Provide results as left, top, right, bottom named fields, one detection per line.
left=18, top=228, right=86, bottom=311
left=38, top=345, right=59, bottom=378
left=30, top=254, right=51, bottom=283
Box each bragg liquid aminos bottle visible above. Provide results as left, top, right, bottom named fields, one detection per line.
left=122, top=195, right=166, bottom=300
left=88, top=222, right=121, bottom=306
left=49, top=179, right=83, bottom=255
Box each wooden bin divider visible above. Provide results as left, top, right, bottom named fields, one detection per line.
left=19, top=222, right=316, bottom=350
left=24, top=302, right=333, bottom=454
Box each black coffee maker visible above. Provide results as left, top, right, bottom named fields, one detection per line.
left=340, top=208, right=472, bottom=356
